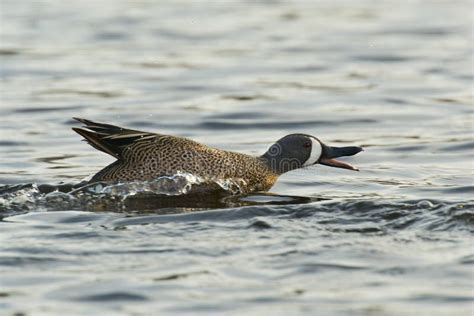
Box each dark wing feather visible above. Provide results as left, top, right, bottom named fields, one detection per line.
left=72, top=117, right=158, bottom=158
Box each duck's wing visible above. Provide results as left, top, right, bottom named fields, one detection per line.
left=72, top=117, right=159, bottom=158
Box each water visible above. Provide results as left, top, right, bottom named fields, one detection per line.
left=1, top=0, right=473, bottom=315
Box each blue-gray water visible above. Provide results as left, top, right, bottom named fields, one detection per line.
left=1, top=1, right=473, bottom=315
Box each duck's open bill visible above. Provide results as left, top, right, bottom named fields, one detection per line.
left=319, top=157, right=360, bottom=171
left=319, top=145, right=363, bottom=171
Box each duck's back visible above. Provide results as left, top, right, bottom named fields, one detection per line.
left=72, top=118, right=278, bottom=192
left=94, top=135, right=277, bottom=191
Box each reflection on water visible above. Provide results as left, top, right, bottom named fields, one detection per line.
left=0, top=0, right=473, bottom=315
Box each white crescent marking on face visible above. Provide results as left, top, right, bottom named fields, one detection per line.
left=303, top=138, right=322, bottom=167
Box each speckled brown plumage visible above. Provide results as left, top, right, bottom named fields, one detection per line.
left=73, top=118, right=279, bottom=193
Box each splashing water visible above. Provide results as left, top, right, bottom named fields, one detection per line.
left=0, top=172, right=248, bottom=214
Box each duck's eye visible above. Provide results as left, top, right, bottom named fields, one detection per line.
left=303, top=142, right=311, bottom=148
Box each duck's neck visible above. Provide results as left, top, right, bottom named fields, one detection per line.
left=259, top=154, right=301, bottom=175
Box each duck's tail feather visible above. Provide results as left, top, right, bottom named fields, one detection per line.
left=72, top=118, right=157, bottom=158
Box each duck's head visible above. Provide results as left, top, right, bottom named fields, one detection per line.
left=262, top=134, right=363, bottom=174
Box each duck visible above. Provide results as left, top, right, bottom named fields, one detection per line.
left=72, top=118, right=362, bottom=193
